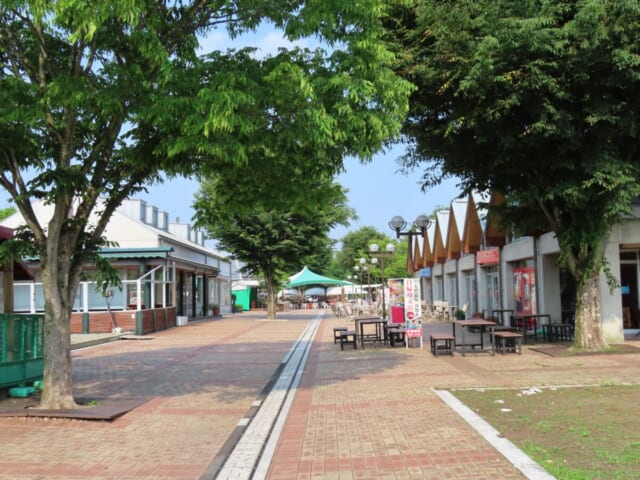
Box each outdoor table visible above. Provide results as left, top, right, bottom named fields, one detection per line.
left=491, top=309, right=515, bottom=326
left=452, top=319, right=496, bottom=356
left=356, top=317, right=387, bottom=349
left=509, top=314, right=551, bottom=343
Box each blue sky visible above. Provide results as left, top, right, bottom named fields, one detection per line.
left=137, top=146, right=461, bottom=244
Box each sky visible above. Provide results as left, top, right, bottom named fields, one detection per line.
left=0, top=19, right=462, bottom=248
left=135, top=147, right=461, bottom=245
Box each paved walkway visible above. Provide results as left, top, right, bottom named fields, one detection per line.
left=0, top=310, right=639, bottom=479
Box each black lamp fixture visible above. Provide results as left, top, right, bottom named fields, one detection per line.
left=389, top=214, right=431, bottom=238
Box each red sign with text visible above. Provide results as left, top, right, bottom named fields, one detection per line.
left=477, top=249, right=499, bottom=265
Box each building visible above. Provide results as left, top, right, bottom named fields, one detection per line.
left=411, top=193, right=640, bottom=343
left=1, top=199, right=231, bottom=334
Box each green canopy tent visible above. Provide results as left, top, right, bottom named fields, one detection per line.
left=286, top=266, right=352, bottom=288
left=285, top=266, right=352, bottom=303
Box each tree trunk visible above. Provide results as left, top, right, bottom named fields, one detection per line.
left=264, top=272, right=277, bottom=320
left=37, top=236, right=81, bottom=409
left=573, top=272, right=608, bottom=350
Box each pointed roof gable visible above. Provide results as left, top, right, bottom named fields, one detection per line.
left=484, top=192, right=507, bottom=247
left=433, top=210, right=450, bottom=264
left=446, top=198, right=468, bottom=260
left=412, top=234, right=422, bottom=271
left=463, top=192, right=488, bottom=254
left=421, top=222, right=436, bottom=267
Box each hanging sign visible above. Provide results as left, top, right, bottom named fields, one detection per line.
left=477, top=249, right=499, bottom=265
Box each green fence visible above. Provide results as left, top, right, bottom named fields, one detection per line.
left=0, top=314, right=44, bottom=388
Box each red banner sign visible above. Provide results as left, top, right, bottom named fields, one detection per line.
left=477, top=249, right=499, bottom=265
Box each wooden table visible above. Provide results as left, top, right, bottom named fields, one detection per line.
left=356, top=317, right=387, bottom=349
left=452, top=319, right=496, bottom=356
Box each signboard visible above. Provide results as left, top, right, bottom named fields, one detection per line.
left=388, top=278, right=405, bottom=324
left=419, top=268, right=432, bottom=277
left=407, top=278, right=422, bottom=348
left=514, top=267, right=536, bottom=314
left=477, top=248, right=500, bottom=265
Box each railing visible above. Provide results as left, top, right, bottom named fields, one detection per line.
left=13, top=274, right=175, bottom=313
left=0, top=314, right=44, bottom=388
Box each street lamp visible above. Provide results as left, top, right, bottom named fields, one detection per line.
left=359, top=257, right=372, bottom=304
left=389, top=214, right=431, bottom=273
left=389, top=214, right=431, bottom=238
left=369, top=242, right=395, bottom=319
left=349, top=274, right=358, bottom=301
left=353, top=265, right=363, bottom=300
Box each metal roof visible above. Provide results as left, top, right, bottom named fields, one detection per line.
left=98, top=247, right=174, bottom=259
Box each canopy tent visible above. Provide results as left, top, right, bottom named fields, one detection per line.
left=285, top=266, right=352, bottom=288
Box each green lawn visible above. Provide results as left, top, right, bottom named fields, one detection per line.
left=453, top=384, right=640, bottom=480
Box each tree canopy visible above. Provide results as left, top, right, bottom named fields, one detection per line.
left=0, top=0, right=412, bottom=408
left=384, top=0, right=640, bottom=348
left=193, top=176, right=354, bottom=318
left=330, top=226, right=409, bottom=284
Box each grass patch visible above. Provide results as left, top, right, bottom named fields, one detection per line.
left=453, top=385, right=640, bottom=480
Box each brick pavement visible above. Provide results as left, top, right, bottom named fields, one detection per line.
left=0, top=310, right=638, bottom=479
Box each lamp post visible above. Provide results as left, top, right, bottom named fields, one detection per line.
left=349, top=272, right=358, bottom=301
left=389, top=214, right=431, bottom=238
left=359, top=258, right=372, bottom=304
left=388, top=214, right=431, bottom=273
left=369, top=242, right=395, bottom=319
left=353, top=265, right=363, bottom=301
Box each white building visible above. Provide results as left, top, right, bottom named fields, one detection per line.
left=1, top=198, right=231, bottom=334
left=412, top=193, right=640, bottom=343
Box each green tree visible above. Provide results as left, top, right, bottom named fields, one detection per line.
left=0, top=207, right=14, bottom=221
left=384, top=0, right=640, bottom=349
left=334, top=227, right=410, bottom=293
left=0, top=0, right=412, bottom=409
left=193, top=177, right=354, bottom=319
left=333, top=226, right=382, bottom=277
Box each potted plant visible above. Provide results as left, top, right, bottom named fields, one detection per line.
left=454, top=309, right=466, bottom=320
left=210, top=303, right=220, bottom=316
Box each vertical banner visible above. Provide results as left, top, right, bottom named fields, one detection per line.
left=513, top=267, right=536, bottom=314
left=403, top=277, right=422, bottom=323
left=404, top=278, right=423, bottom=348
